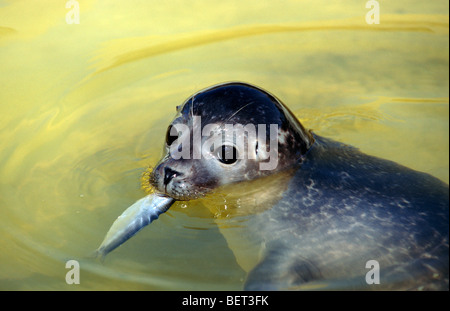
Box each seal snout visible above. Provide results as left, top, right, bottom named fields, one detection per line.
left=148, top=162, right=199, bottom=200
left=164, top=167, right=183, bottom=186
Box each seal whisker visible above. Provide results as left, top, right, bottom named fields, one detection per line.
left=190, top=94, right=195, bottom=118
left=225, top=102, right=254, bottom=123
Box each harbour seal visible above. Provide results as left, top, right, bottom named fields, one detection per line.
left=97, top=82, right=449, bottom=290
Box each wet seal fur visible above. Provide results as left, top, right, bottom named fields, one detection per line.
left=149, top=82, right=448, bottom=290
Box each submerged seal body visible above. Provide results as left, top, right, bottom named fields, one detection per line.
left=100, top=82, right=448, bottom=290
left=242, top=135, right=449, bottom=290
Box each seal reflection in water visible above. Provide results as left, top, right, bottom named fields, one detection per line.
left=97, top=82, right=449, bottom=290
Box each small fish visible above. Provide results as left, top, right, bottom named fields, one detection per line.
left=95, top=193, right=175, bottom=259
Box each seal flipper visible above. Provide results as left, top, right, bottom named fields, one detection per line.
left=95, top=193, right=175, bottom=259
left=244, top=245, right=323, bottom=290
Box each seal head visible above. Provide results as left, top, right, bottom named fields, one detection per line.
left=149, top=82, right=314, bottom=200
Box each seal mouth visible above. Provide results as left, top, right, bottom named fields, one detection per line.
left=142, top=165, right=209, bottom=201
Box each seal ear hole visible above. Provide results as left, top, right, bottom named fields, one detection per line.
left=165, top=125, right=178, bottom=146
left=217, top=145, right=238, bottom=165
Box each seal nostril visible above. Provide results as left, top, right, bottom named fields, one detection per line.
left=164, top=167, right=182, bottom=185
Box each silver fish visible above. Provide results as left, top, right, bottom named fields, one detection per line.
left=95, top=193, right=175, bottom=259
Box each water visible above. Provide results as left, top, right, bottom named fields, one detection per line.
left=0, top=0, right=448, bottom=290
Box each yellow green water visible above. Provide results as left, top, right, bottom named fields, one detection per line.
left=0, top=0, right=448, bottom=290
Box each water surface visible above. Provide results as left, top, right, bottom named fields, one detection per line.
left=0, top=0, right=448, bottom=290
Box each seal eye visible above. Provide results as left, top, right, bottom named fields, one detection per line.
left=165, top=125, right=178, bottom=146
left=217, top=145, right=238, bottom=165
